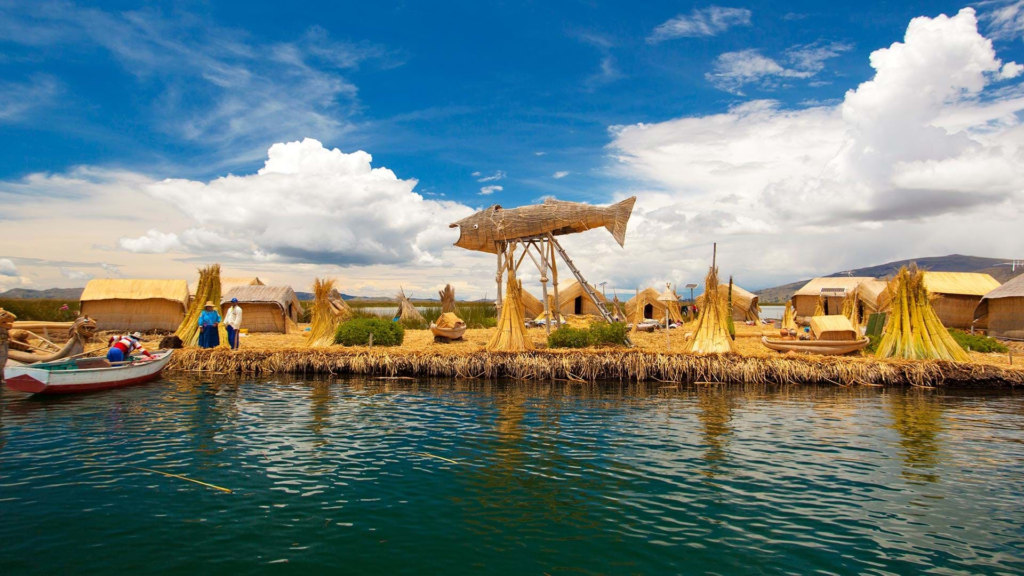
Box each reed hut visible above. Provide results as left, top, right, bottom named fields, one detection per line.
left=921, top=272, right=1001, bottom=330
left=80, top=279, right=189, bottom=332
left=972, top=274, right=1024, bottom=339
left=551, top=281, right=607, bottom=316
left=696, top=283, right=759, bottom=322
left=626, top=287, right=682, bottom=323
left=857, top=280, right=891, bottom=319
left=791, top=277, right=874, bottom=323
left=395, top=287, right=425, bottom=323
left=520, top=289, right=545, bottom=319
left=221, top=285, right=302, bottom=334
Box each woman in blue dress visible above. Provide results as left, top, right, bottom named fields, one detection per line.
left=197, top=301, right=221, bottom=348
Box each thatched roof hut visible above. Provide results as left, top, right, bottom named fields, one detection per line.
left=80, top=279, right=189, bottom=332
left=856, top=279, right=891, bottom=318
left=395, top=287, right=425, bottom=322
left=696, top=283, right=759, bottom=321
left=625, top=287, right=682, bottom=323
left=973, top=274, right=1024, bottom=339
left=922, top=272, right=1001, bottom=329
left=792, top=277, right=874, bottom=322
left=520, top=289, right=545, bottom=319
left=221, top=285, right=302, bottom=334
left=550, top=281, right=607, bottom=316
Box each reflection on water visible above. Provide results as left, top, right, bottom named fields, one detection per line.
left=1, top=378, right=1023, bottom=574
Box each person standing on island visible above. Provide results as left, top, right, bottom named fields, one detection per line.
left=198, top=301, right=221, bottom=349
left=224, top=297, right=243, bottom=350
left=0, top=308, right=15, bottom=384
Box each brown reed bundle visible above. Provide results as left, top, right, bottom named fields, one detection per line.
left=176, top=264, right=226, bottom=347
left=813, top=295, right=825, bottom=317
left=439, top=284, right=457, bottom=314
left=876, top=265, right=971, bottom=362
left=305, top=278, right=350, bottom=348
left=686, top=265, right=735, bottom=354
left=781, top=301, right=797, bottom=331
left=487, top=250, right=534, bottom=352
left=842, top=289, right=860, bottom=326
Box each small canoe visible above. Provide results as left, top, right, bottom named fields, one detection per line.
left=761, top=337, right=870, bottom=356
left=430, top=324, right=467, bottom=340
left=4, top=350, right=173, bottom=395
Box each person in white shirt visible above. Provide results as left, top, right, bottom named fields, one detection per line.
left=224, top=298, right=243, bottom=350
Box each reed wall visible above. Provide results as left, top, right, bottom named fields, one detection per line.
left=81, top=299, right=185, bottom=332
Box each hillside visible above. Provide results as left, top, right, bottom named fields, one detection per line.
left=755, top=254, right=1023, bottom=303
left=0, top=287, right=85, bottom=299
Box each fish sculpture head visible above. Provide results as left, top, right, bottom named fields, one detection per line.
left=449, top=205, right=501, bottom=253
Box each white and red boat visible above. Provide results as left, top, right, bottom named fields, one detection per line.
left=3, top=350, right=173, bottom=395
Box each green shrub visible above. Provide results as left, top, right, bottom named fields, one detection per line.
left=0, top=299, right=80, bottom=322
left=547, top=326, right=592, bottom=349
left=334, top=317, right=405, bottom=346
left=948, top=329, right=1008, bottom=353
left=548, top=322, right=630, bottom=349
left=588, top=321, right=630, bottom=346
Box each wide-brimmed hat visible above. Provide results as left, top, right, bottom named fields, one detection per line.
left=130, top=331, right=142, bottom=339
left=204, top=301, right=215, bottom=307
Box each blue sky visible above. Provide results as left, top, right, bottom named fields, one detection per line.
left=2, top=1, right=1024, bottom=296
left=3, top=0, right=1002, bottom=203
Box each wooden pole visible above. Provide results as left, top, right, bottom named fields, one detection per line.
left=536, top=240, right=552, bottom=335
left=495, top=242, right=505, bottom=321
left=548, top=234, right=562, bottom=328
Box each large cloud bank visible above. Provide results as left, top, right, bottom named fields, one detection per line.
left=602, top=8, right=1024, bottom=288
left=118, top=139, right=474, bottom=266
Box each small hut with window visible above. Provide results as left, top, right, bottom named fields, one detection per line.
left=791, top=277, right=874, bottom=323
left=221, top=285, right=303, bottom=333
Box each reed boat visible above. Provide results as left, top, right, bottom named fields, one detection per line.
left=430, top=324, right=468, bottom=340
left=4, top=350, right=173, bottom=395
left=760, top=336, right=870, bottom=355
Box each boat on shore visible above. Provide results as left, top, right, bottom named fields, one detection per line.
left=760, top=336, right=870, bottom=355
left=4, top=350, right=173, bottom=395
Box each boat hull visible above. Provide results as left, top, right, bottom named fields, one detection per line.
left=4, top=351, right=173, bottom=395
left=761, top=336, right=870, bottom=356
left=430, top=325, right=467, bottom=340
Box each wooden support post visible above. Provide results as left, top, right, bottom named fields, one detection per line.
left=548, top=236, right=562, bottom=329
left=538, top=239, right=552, bottom=335
left=495, top=242, right=505, bottom=320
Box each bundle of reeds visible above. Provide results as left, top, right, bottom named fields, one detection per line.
left=813, top=295, right=825, bottom=317
left=487, top=251, right=535, bottom=353
left=176, top=264, right=226, bottom=347
left=842, top=289, right=860, bottom=326
left=781, top=301, right=797, bottom=331
left=439, top=284, right=457, bottom=314
left=305, top=278, right=351, bottom=348
left=876, top=266, right=971, bottom=362
left=686, top=265, right=735, bottom=354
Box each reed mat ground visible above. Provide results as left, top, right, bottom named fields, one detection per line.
left=153, top=323, right=1024, bottom=388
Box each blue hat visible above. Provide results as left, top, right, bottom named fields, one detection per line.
left=231, top=298, right=238, bottom=303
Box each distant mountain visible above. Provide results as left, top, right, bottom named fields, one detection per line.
left=0, top=287, right=84, bottom=300
left=755, top=254, right=1023, bottom=304
left=295, top=292, right=357, bottom=301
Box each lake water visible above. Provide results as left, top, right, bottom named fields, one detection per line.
left=2, top=377, right=1023, bottom=574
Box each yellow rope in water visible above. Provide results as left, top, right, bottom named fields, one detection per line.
left=135, top=467, right=233, bottom=493
left=412, top=452, right=460, bottom=465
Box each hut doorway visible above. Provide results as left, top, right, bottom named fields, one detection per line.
left=574, top=296, right=583, bottom=315
left=643, top=304, right=654, bottom=319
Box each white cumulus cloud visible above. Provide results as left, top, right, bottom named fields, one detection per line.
left=479, top=185, right=503, bottom=195
left=553, top=171, right=570, bottom=179
left=118, top=138, right=474, bottom=266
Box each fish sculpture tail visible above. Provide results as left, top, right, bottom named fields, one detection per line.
left=604, top=196, right=636, bottom=247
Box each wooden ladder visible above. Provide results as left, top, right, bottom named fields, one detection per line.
left=549, top=235, right=633, bottom=347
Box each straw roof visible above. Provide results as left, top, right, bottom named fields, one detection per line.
left=978, top=273, right=1024, bottom=300
left=190, top=276, right=263, bottom=294
left=793, top=277, right=875, bottom=297
left=922, top=271, right=1000, bottom=297
left=520, top=289, right=545, bottom=319
left=395, top=287, right=425, bottom=322
left=222, top=285, right=301, bottom=314
left=857, top=279, right=891, bottom=312
left=810, top=315, right=858, bottom=341
left=625, top=287, right=682, bottom=323
left=696, top=282, right=759, bottom=321
left=81, top=279, right=189, bottom=306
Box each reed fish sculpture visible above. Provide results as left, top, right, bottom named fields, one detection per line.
left=449, top=197, right=637, bottom=254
